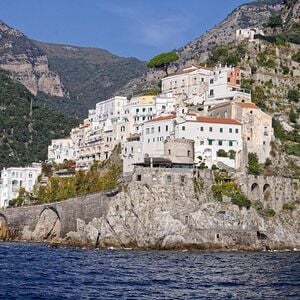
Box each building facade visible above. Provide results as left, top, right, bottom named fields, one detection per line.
left=0, top=164, right=42, bottom=208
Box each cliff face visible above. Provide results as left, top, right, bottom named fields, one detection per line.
left=0, top=21, right=147, bottom=117
left=65, top=179, right=300, bottom=250
left=0, top=21, right=65, bottom=97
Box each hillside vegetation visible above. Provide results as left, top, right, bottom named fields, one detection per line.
left=0, top=69, right=78, bottom=169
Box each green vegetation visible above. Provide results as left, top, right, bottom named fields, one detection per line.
left=0, top=69, right=77, bottom=169
left=289, top=109, right=297, bottom=123
left=8, top=187, right=35, bottom=207
left=145, top=88, right=160, bottom=95
left=282, top=202, right=296, bottom=211
left=251, top=86, right=266, bottom=109
left=147, top=52, right=179, bottom=75
left=36, top=160, right=122, bottom=203
left=216, top=149, right=227, bottom=157
left=231, top=193, right=252, bottom=209
left=247, top=153, right=261, bottom=175
left=287, top=89, right=299, bottom=103
left=292, top=50, right=300, bottom=63
left=267, top=13, right=282, bottom=28
left=257, top=52, right=276, bottom=69
left=206, top=45, right=245, bottom=67
left=260, top=207, right=276, bottom=218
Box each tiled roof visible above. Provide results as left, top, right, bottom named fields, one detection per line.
left=236, top=102, right=257, bottom=109
left=145, top=114, right=176, bottom=123
left=196, top=116, right=241, bottom=125
left=208, top=101, right=231, bottom=111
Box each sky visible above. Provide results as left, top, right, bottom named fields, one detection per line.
left=1, top=0, right=250, bottom=60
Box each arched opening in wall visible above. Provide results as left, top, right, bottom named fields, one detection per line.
left=251, top=183, right=260, bottom=200
left=0, top=214, right=8, bottom=240
left=33, top=207, right=61, bottom=240
left=263, top=184, right=271, bottom=202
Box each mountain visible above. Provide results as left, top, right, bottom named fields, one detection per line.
left=0, top=21, right=147, bottom=117
left=34, top=41, right=147, bottom=116
left=0, top=69, right=77, bottom=169
left=118, top=0, right=296, bottom=97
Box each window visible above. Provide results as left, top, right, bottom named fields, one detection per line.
left=29, top=173, right=32, bottom=178
left=180, top=176, right=185, bottom=183
left=142, top=108, right=146, bottom=112
left=137, top=175, right=141, bottom=181
left=136, top=109, right=139, bottom=114
left=218, top=140, right=223, bottom=146
left=148, top=139, right=150, bottom=143
left=131, top=147, right=133, bottom=153
left=146, top=128, right=150, bottom=134
left=227, top=77, right=230, bottom=82
left=229, top=141, right=233, bottom=146
left=250, top=110, right=253, bottom=114
left=235, top=128, right=239, bottom=133
left=149, top=107, right=152, bottom=112
left=158, top=126, right=161, bottom=133
left=200, top=126, right=203, bottom=131
left=220, top=128, right=223, bottom=133
left=209, top=89, right=214, bottom=96
left=166, top=125, right=169, bottom=131
left=229, top=128, right=232, bottom=133
left=151, top=127, right=154, bottom=134
left=168, top=149, right=171, bottom=155
left=208, top=139, right=213, bottom=145
left=200, top=141, right=204, bottom=145
left=247, top=137, right=250, bottom=141
left=125, top=147, right=127, bottom=154
left=166, top=175, right=172, bottom=183
left=201, top=78, right=204, bottom=82
left=210, top=79, right=214, bottom=84
left=182, top=126, right=185, bottom=131
left=209, top=127, right=213, bottom=132
left=187, top=150, right=191, bottom=157
left=236, top=80, right=240, bottom=84
left=153, top=138, right=155, bottom=142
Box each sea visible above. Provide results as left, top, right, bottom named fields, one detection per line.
left=0, top=242, right=299, bottom=299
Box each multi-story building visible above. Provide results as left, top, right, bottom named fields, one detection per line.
left=208, top=100, right=273, bottom=163
left=175, top=115, right=242, bottom=169
left=0, top=164, right=42, bottom=208
left=161, top=65, right=211, bottom=103
left=48, top=138, right=76, bottom=164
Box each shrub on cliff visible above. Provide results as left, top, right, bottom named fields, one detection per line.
left=247, top=153, right=261, bottom=175
left=231, top=192, right=251, bottom=209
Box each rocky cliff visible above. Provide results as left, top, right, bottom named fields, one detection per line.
left=4, top=170, right=298, bottom=251
left=0, top=21, right=65, bottom=97
left=0, top=20, right=147, bottom=117
left=64, top=179, right=300, bottom=250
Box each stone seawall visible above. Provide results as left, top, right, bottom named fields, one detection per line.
left=0, top=192, right=112, bottom=240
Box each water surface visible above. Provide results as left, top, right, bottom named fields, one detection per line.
left=0, top=242, right=299, bottom=299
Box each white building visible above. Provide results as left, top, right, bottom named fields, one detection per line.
left=161, top=65, right=211, bottom=103
left=209, top=100, right=273, bottom=163
left=48, top=138, right=76, bottom=164
left=236, top=28, right=264, bottom=42
left=141, top=114, right=177, bottom=158
left=0, top=164, right=42, bottom=208
left=175, top=116, right=243, bottom=169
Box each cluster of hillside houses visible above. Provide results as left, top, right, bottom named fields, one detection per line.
left=0, top=62, right=273, bottom=208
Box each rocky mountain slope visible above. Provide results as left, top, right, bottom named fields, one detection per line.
left=0, top=69, right=77, bottom=169
left=34, top=41, right=147, bottom=116
left=0, top=21, right=65, bottom=97
left=0, top=21, right=147, bottom=117
left=118, top=0, right=298, bottom=97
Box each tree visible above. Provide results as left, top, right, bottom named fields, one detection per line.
left=289, top=109, right=297, bottom=123
left=287, top=89, right=299, bottom=103
left=247, top=153, right=261, bottom=175
left=267, top=14, right=282, bottom=28
left=147, top=52, right=179, bottom=76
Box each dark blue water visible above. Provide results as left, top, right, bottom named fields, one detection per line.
left=0, top=242, right=299, bottom=299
